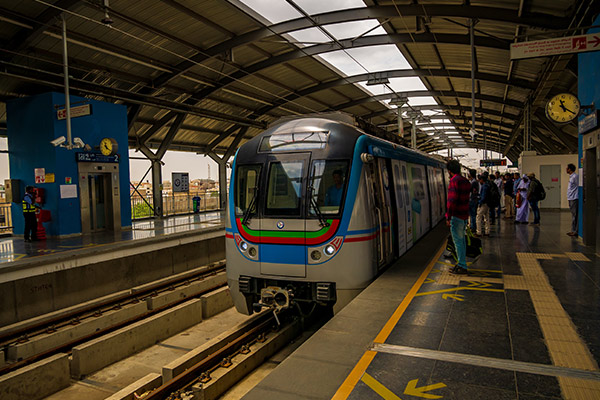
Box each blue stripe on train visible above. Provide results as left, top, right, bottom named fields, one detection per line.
left=261, top=244, right=306, bottom=265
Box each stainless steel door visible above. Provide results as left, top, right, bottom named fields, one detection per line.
left=539, top=164, right=561, bottom=209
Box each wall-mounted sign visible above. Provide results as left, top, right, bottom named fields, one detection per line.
left=172, top=172, right=189, bottom=193
left=56, top=104, right=92, bottom=120
left=35, top=168, right=45, bottom=183
left=480, top=159, right=507, bottom=167
left=65, top=177, right=72, bottom=184
left=511, top=33, right=600, bottom=60
left=45, top=173, right=55, bottom=183
left=75, top=152, right=119, bottom=163
left=578, top=111, right=598, bottom=135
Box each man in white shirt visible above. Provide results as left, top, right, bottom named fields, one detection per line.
left=566, top=163, right=579, bottom=236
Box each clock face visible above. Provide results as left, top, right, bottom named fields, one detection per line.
left=100, top=138, right=117, bottom=156
left=546, top=93, right=580, bottom=123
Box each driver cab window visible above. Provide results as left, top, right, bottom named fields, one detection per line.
left=235, top=165, right=261, bottom=215
left=309, top=160, right=349, bottom=216
left=265, top=161, right=304, bottom=216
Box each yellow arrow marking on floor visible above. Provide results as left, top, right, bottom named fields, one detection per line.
left=361, top=373, right=402, bottom=400
left=0, top=253, right=27, bottom=262
left=404, top=379, right=446, bottom=399
left=415, top=287, right=503, bottom=297
left=424, top=278, right=436, bottom=284
left=466, top=281, right=492, bottom=288
left=442, top=293, right=464, bottom=301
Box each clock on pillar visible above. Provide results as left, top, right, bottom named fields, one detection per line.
left=99, top=137, right=118, bottom=156
left=545, top=93, right=580, bottom=123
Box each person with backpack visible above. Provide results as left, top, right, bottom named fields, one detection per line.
left=445, top=160, right=472, bottom=275
left=527, top=172, right=545, bottom=225
left=475, top=174, right=491, bottom=236
left=515, top=174, right=530, bottom=224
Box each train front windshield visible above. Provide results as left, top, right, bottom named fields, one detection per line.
left=235, top=159, right=349, bottom=219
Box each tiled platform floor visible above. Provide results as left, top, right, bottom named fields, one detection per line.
left=243, top=211, right=600, bottom=400
left=341, top=211, right=600, bottom=400
left=0, top=211, right=224, bottom=265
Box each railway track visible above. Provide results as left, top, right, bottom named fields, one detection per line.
left=137, top=309, right=313, bottom=400
left=0, top=260, right=227, bottom=375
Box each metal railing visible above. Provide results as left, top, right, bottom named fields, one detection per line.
left=130, top=191, right=221, bottom=220
left=0, top=202, right=13, bottom=234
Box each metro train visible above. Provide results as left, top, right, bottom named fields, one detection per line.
left=225, top=115, right=448, bottom=315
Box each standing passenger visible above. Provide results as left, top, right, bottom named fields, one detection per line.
left=515, top=175, right=530, bottom=224
left=476, top=174, right=491, bottom=237
left=494, top=171, right=503, bottom=221
left=566, top=164, right=579, bottom=236
left=527, top=173, right=542, bottom=225
left=445, top=160, right=471, bottom=275
left=468, top=169, right=479, bottom=233
left=503, top=173, right=514, bottom=219
left=22, top=186, right=40, bottom=242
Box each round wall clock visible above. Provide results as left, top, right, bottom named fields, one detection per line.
left=100, top=137, right=118, bottom=156
left=545, top=93, right=580, bottom=123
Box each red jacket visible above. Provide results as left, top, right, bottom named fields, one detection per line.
left=446, top=174, right=471, bottom=221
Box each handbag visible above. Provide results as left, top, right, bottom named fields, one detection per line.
left=516, top=192, right=523, bottom=208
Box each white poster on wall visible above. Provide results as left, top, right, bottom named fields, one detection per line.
left=60, top=184, right=78, bottom=199
left=172, top=172, right=189, bottom=193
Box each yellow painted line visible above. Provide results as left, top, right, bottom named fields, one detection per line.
left=331, top=351, right=377, bottom=400
left=437, top=260, right=474, bottom=267
left=374, top=243, right=447, bottom=343
left=331, top=241, right=446, bottom=400
left=361, top=372, right=402, bottom=400
left=415, top=287, right=504, bottom=296
left=468, top=268, right=502, bottom=273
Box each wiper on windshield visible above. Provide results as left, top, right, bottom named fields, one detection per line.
left=241, top=187, right=258, bottom=226
left=308, top=185, right=329, bottom=228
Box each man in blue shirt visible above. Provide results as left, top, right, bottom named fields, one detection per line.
left=325, top=170, right=344, bottom=207
left=566, top=163, right=579, bottom=236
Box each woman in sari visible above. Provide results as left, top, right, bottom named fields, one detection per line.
left=515, top=174, right=530, bottom=224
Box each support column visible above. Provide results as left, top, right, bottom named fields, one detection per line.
left=524, top=100, right=531, bottom=152
left=151, top=159, right=163, bottom=218
left=218, top=160, right=228, bottom=211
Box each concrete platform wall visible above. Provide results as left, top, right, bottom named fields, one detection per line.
left=0, top=231, right=225, bottom=327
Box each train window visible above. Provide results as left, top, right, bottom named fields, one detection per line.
left=308, top=160, right=349, bottom=216
left=265, top=161, right=304, bottom=216
left=234, top=165, right=262, bottom=215
left=259, top=132, right=328, bottom=152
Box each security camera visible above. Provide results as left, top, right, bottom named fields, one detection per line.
left=50, top=136, right=66, bottom=147
left=73, top=137, right=85, bottom=148
left=469, top=129, right=478, bottom=140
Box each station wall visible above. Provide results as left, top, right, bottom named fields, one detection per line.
left=6, top=92, right=131, bottom=237
left=519, top=153, right=577, bottom=209
left=578, top=15, right=600, bottom=237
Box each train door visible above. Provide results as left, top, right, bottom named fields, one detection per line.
left=427, top=166, right=444, bottom=225
left=391, top=160, right=407, bottom=256
left=408, top=164, right=430, bottom=240
left=399, top=161, right=413, bottom=249
left=376, top=158, right=394, bottom=265
left=260, top=154, right=309, bottom=278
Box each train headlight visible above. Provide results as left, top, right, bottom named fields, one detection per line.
left=324, top=245, right=335, bottom=256
left=240, top=241, right=248, bottom=251
left=310, top=250, right=322, bottom=261
left=248, top=247, right=257, bottom=257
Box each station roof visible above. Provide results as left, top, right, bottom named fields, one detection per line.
left=0, top=0, right=597, bottom=162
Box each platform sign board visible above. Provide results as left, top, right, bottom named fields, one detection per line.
left=172, top=172, right=189, bottom=193
left=578, top=111, right=598, bottom=135
left=56, top=104, right=92, bottom=120
left=480, top=159, right=507, bottom=167
left=34, top=168, right=45, bottom=183
left=511, top=33, right=600, bottom=60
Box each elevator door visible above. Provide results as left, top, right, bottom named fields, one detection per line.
left=87, top=173, right=113, bottom=232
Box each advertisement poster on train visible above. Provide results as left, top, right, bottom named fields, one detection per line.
left=408, top=164, right=430, bottom=241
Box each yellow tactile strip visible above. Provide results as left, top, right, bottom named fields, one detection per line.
left=515, top=252, right=600, bottom=399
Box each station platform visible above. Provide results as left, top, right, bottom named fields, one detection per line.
left=0, top=211, right=226, bottom=328
left=243, top=211, right=600, bottom=400
left=0, top=211, right=224, bottom=265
